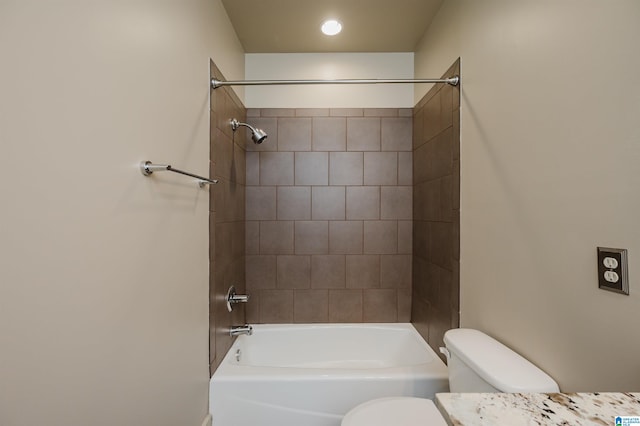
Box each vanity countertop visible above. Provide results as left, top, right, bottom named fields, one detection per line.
left=435, top=392, right=640, bottom=425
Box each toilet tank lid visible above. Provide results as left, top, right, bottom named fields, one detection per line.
left=444, top=329, right=559, bottom=393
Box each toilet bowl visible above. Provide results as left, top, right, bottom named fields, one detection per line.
left=341, top=328, right=559, bottom=426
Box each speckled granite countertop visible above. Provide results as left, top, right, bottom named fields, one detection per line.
left=435, top=392, right=640, bottom=425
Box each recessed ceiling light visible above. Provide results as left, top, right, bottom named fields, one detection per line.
left=321, top=19, right=342, bottom=36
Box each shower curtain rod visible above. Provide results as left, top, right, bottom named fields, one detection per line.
left=211, top=75, right=459, bottom=90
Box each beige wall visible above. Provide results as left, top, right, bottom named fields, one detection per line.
left=0, top=1, right=244, bottom=425
left=415, top=0, right=640, bottom=391
left=245, top=53, right=414, bottom=108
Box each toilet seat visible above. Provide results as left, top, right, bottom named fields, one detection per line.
left=341, top=397, right=447, bottom=426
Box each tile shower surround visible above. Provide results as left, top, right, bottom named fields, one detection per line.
left=245, top=108, right=414, bottom=324
left=209, top=61, right=247, bottom=375
left=411, top=59, right=461, bottom=360
left=208, top=58, right=461, bottom=375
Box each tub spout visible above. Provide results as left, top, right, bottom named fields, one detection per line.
left=230, top=325, right=253, bottom=336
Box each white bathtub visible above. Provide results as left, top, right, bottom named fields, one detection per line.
left=209, top=323, right=448, bottom=426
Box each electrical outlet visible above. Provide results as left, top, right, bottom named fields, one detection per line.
left=597, top=247, right=629, bottom=295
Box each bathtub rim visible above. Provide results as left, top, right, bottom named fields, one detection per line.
left=212, top=322, right=448, bottom=380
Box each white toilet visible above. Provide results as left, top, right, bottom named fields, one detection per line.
left=341, top=328, right=560, bottom=426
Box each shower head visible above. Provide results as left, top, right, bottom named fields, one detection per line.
left=230, top=118, right=268, bottom=144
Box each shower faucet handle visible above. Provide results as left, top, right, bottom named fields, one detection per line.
left=229, top=293, right=249, bottom=303
left=226, top=285, right=250, bottom=312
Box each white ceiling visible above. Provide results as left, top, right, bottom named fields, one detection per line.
left=221, top=0, right=444, bottom=53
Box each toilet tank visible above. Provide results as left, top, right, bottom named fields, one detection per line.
left=443, top=329, right=559, bottom=393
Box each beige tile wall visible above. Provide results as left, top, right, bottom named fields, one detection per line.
left=246, top=108, right=413, bottom=324
left=412, top=60, right=461, bottom=360
left=209, top=61, right=247, bottom=375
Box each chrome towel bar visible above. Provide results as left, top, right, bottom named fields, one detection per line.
left=140, top=161, right=218, bottom=187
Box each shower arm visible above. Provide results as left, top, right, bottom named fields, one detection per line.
left=230, top=119, right=255, bottom=133
left=211, top=76, right=460, bottom=90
